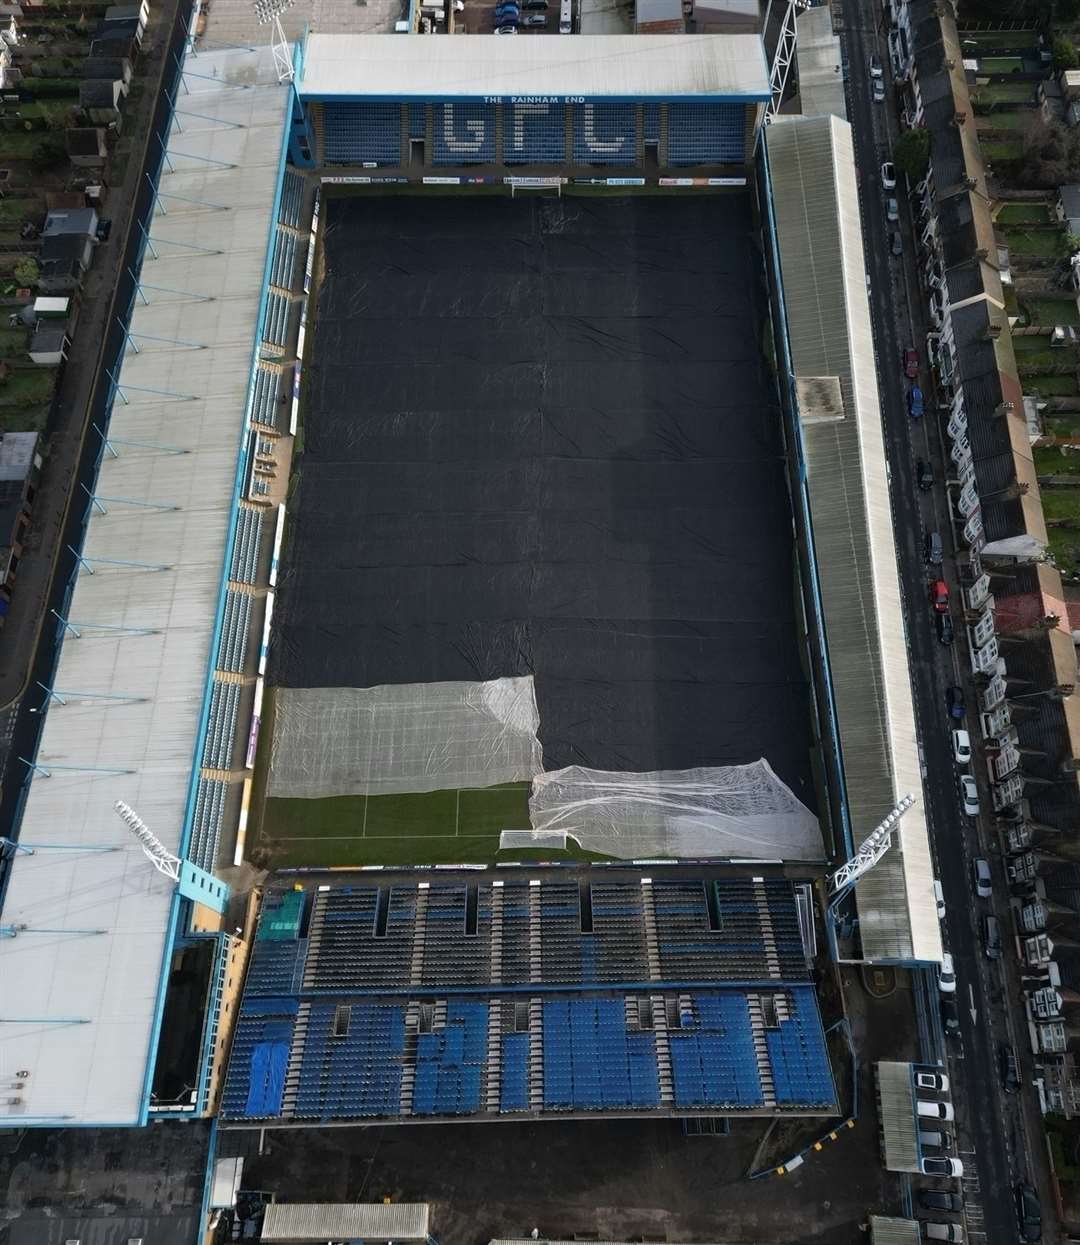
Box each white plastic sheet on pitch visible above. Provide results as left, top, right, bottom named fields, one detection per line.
left=499, top=759, right=824, bottom=861
left=268, top=677, right=544, bottom=798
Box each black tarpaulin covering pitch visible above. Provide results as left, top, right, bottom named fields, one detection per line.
left=270, top=194, right=814, bottom=805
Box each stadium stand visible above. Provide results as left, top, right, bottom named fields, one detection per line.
left=189, top=776, right=228, bottom=872
left=278, top=169, right=305, bottom=230
left=250, top=365, right=284, bottom=430
left=217, top=589, right=252, bottom=674
left=324, top=102, right=402, bottom=165
left=220, top=869, right=836, bottom=1126
left=229, top=506, right=263, bottom=586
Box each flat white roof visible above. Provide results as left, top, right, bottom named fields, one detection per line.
left=766, top=114, right=942, bottom=965
left=298, top=33, right=771, bottom=100
left=0, top=46, right=289, bottom=1126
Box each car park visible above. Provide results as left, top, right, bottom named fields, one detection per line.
left=937, top=612, right=954, bottom=645
left=983, top=914, right=1002, bottom=959
left=1016, top=1182, right=1042, bottom=1243
left=931, top=580, right=949, bottom=612
left=921, top=1156, right=964, bottom=1178
left=904, top=346, right=919, bottom=378
left=1001, top=1043, right=1020, bottom=1093
left=960, top=774, right=978, bottom=815
left=917, top=459, right=934, bottom=491
left=922, top=1225, right=964, bottom=1243
left=909, top=384, right=925, bottom=418
left=973, top=857, right=992, bottom=898
left=917, top=1099, right=956, bottom=1121
left=946, top=685, right=965, bottom=720
left=916, top=1071, right=950, bottom=1093
left=881, top=160, right=896, bottom=189
left=938, top=951, right=956, bottom=994
left=926, top=531, right=943, bottom=566
left=919, top=1191, right=963, bottom=1213
left=952, top=728, right=971, bottom=765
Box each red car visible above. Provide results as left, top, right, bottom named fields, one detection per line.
left=903, top=347, right=919, bottom=379
left=931, top=579, right=949, bottom=613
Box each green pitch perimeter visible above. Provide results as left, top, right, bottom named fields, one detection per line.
left=257, top=783, right=548, bottom=868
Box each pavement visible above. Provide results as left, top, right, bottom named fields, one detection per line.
left=836, top=0, right=1058, bottom=1241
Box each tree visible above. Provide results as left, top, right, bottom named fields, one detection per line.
left=1058, top=0, right=1080, bottom=20
left=13, top=257, right=38, bottom=287
left=1017, top=115, right=1080, bottom=187
left=1054, top=34, right=1079, bottom=69
left=893, top=127, right=931, bottom=180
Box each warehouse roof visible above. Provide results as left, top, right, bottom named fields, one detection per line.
left=298, top=33, right=771, bottom=100
left=261, top=1204, right=431, bottom=1242
left=765, top=113, right=942, bottom=965
left=0, top=45, right=289, bottom=1127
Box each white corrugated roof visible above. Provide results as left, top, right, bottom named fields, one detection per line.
left=261, top=1204, right=430, bottom=1241
left=0, top=46, right=289, bottom=1126
left=765, top=114, right=942, bottom=965
left=298, top=33, right=770, bottom=100
left=876, top=1061, right=919, bottom=1173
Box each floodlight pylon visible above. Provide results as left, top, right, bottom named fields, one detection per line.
left=253, top=0, right=296, bottom=83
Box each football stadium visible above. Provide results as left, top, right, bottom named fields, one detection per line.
left=0, top=13, right=940, bottom=1148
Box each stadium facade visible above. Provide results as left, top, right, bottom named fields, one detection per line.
left=0, top=16, right=938, bottom=1140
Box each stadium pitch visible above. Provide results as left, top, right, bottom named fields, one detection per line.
left=256, top=192, right=816, bottom=868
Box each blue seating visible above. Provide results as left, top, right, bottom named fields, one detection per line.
left=269, top=229, right=299, bottom=292
left=500, top=1032, right=530, bottom=1112
left=504, top=102, right=564, bottom=164
left=294, top=1002, right=406, bottom=1120
left=229, top=507, right=262, bottom=586
left=188, top=776, right=226, bottom=871
left=203, top=680, right=241, bottom=772
left=245, top=937, right=309, bottom=996
left=409, top=102, right=426, bottom=139
left=766, top=986, right=835, bottom=1108
left=264, top=290, right=291, bottom=349
left=412, top=1000, right=488, bottom=1116
left=666, top=104, right=746, bottom=166
left=542, top=997, right=659, bottom=1111
left=278, top=170, right=304, bottom=229
left=644, top=103, right=660, bottom=144
left=250, top=365, right=284, bottom=430
left=668, top=993, right=763, bottom=1108
left=573, top=104, right=637, bottom=166
left=323, top=103, right=402, bottom=165
left=220, top=1005, right=295, bottom=1120
left=432, top=103, right=496, bottom=165
left=216, top=589, right=251, bottom=674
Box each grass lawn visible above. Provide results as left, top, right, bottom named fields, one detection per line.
left=1025, top=297, right=1080, bottom=326
left=982, top=138, right=1025, bottom=162
left=977, top=110, right=1035, bottom=131
left=255, top=782, right=606, bottom=868
left=997, top=202, right=1055, bottom=224
left=0, top=197, right=42, bottom=224
left=0, top=402, right=47, bottom=433
left=0, top=367, right=54, bottom=407
left=1016, top=348, right=1064, bottom=368
left=1035, top=446, right=1080, bottom=475
left=0, top=327, right=30, bottom=357
left=1024, top=374, right=1078, bottom=396
left=964, top=30, right=1038, bottom=49
left=1002, top=226, right=1064, bottom=256
left=0, top=131, right=57, bottom=160
left=977, top=81, right=1038, bottom=103
left=979, top=56, right=1026, bottom=72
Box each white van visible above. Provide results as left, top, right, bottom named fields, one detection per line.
left=917, top=1099, right=955, bottom=1121
left=922, top=1225, right=964, bottom=1243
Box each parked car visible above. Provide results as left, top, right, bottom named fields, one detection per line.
left=931, top=579, right=949, bottom=613
left=946, top=685, right=965, bottom=720
left=493, top=22, right=518, bottom=29
left=881, top=160, right=896, bottom=189
left=937, top=612, right=954, bottom=645
left=933, top=878, right=946, bottom=920
left=926, top=531, right=943, bottom=566
left=917, top=1099, right=956, bottom=1121
left=919, top=1191, right=963, bottom=1213
left=917, top=459, right=934, bottom=491
left=869, top=53, right=883, bottom=78
left=523, top=0, right=549, bottom=7
left=940, top=994, right=961, bottom=1040
left=973, top=857, right=992, bottom=898
left=873, top=78, right=886, bottom=103
left=983, top=914, right=1002, bottom=959
left=960, top=774, right=979, bottom=816
left=886, top=196, right=899, bottom=222
left=909, top=384, right=925, bottom=418
left=919, top=1129, right=954, bottom=1150
left=891, top=231, right=903, bottom=257
left=1000, top=1043, right=1020, bottom=1093
left=522, top=13, right=547, bottom=23
left=938, top=951, right=956, bottom=994
left=903, top=346, right=920, bottom=378
left=952, top=728, right=971, bottom=765
left=1016, top=1182, right=1042, bottom=1243
left=916, top=1070, right=950, bottom=1093
left=921, top=1225, right=963, bottom=1244
left=921, top=1156, right=964, bottom=1178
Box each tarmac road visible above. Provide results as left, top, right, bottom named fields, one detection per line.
left=834, top=1, right=1047, bottom=1241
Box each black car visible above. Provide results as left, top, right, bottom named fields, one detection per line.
left=1016, top=1182, right=1042, bottom=1243
left=946, top=685, right=965, bottom=720
left=523, top=0, right=549, bottom=8
left=919, top=1190, right=963, bottom=1213
left=1000, top=1042, right=1020, bottom=1093
left=917, top=459, right=934, bottom=491
left=522, top=12, right=547, bottom=22
left=937, top=612, right=954, bottom=645
left=940, top=994, right=960, bottom=1041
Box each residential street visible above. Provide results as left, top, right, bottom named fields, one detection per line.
left=835, top=0, right=1056, bottom=1240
